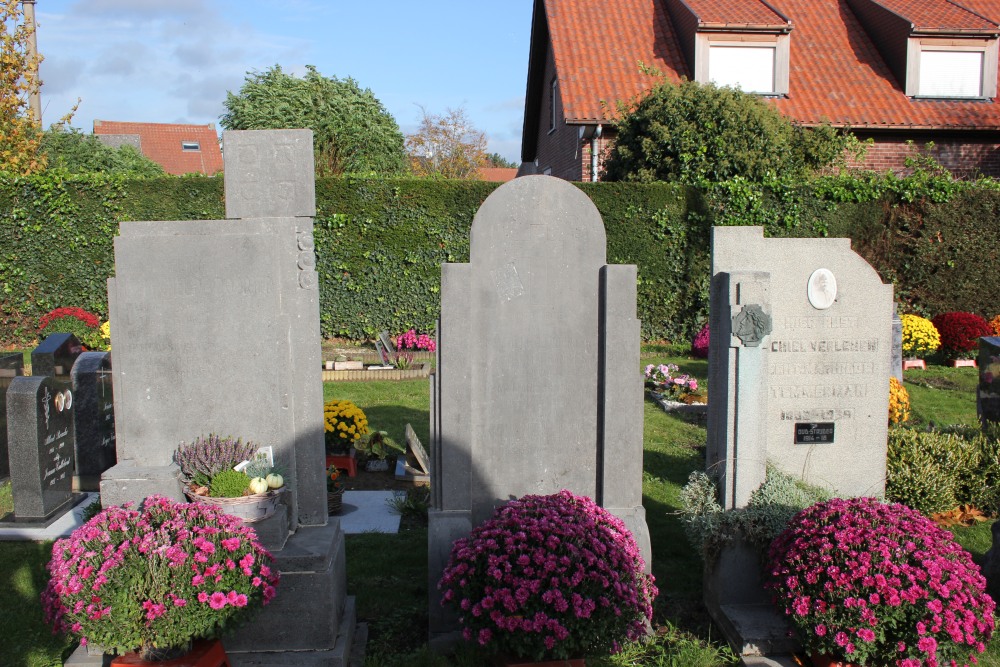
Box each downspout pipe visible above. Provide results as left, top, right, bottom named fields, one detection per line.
left=590, top=124, right=602, bottom=182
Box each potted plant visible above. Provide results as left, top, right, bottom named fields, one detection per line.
left=931, top=311, right=992, bottom=367
left=326, top=464, right=345, bottom=515
left=900, top=314, right=940, bottom=370
left=439, top=490, right=657, bottom=665
left=323, top=399, right=368, bottom=476
left=691, top=322, right=710, bottom=359
left=356, top=430, right=404, bottom=472
left=42, top=495, right=280, bottom=663
left=175, top=434, right=286, bottom=523
left=888, top=377, right=910, bottom=425
left=766, top=497, right=995, bottom=667
left=395, top=329, right=436, bottom=353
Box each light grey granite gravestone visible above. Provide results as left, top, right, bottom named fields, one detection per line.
left=705, top=226, right=893, bottom=658
left=428, top=175, right=650, bottom=639
left=98, top=130, right=354, bottom=666
left=0, top=353, right=25, bottom=480
left=6, top=375, right=76, bottom=523
left=70, top=352, right=116, bottom=491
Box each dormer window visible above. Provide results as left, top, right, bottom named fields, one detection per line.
left=181, top=141, right=200, bottom=152
left=697, top=33, right=790, bottom=95
left=908, top=39, right=998, bottom=99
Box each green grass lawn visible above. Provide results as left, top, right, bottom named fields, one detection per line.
left=0, top=355, right=995, bottom=666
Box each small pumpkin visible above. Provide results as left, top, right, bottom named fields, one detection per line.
left=266, top=473, right=284, bottom=489
left=248, top=477, right=269, bottom=495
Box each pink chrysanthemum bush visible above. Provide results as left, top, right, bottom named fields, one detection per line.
left=438, top=490, right=657, bottom=661
left=42, top=495, right=280, bottom=659
left=766, top=497, right=994, bottom=667
left=691, top=322, right=710, bottom=359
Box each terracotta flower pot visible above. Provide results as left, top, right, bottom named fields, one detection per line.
left=111, top=639, right=230, bottom=666
left=810, top=653, right=860, bottom=667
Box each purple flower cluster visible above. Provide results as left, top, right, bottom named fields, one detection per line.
left=438, top=490, right=657, bottom=661
left=396, top=329, right=436, bottom=352
left=691, top=323, right=710, bottom=359
left=42, top=495, right=279, bottom=656
left=766, top=497, right=994, bottom=667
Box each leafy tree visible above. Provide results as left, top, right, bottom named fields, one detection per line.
left=40, top=126, right=165, bottom=176
left=406, top=106, right=488, bottom=179
left=603, top=79, right=848, bottom=185
left=1, top=0, right=44, bottom=174
left=486, top=152, right=518, bottom=169
left=220, top=65, right=407, bottom=176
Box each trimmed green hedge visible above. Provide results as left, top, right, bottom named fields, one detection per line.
left=1, top=172, right=998, bottom=346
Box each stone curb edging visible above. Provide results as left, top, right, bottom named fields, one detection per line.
left=322, top=363, right=432, bottom=382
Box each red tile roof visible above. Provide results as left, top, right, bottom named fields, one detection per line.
left=92, top=120, right=223, bottom=176
left=682, top=0, right=790, bottom=27
left=478, top=167, right=519, bottom=182
left=870, top=0, right=997, bottom=31
left=531, top=0, right=1000, bottom=131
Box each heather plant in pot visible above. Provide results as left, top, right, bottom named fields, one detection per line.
left=175, top=434, right=284, bottom=500
left=42, top=495, right=280, bottom=660
left=439, top=490, right=656, bottom=661
left=766, top=497, right=994, bottom=667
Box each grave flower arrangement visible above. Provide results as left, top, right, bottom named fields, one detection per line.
left=766, top=497, right=994, bottom=667
left=644, top=363, right=704, bottom=403
left=38, top=306, right=106, bottom=350
left=396, top=329, right=437, bottom=352
left=931, top=312, right=993, bottom=360
left=900, top=314, right=940, bottom=359
left=42, top=495, right=280, bottom=661
left=888, top=377, right=910, bottom=425
left=991, top=314, right=1000, bottom=336
left=175, top=434, right=284, bottom=500
left=439, top=490, right=657, bottom=661
left=323, top=399, right=369, bottom=455
left=691, top=323, right=710, bottom=359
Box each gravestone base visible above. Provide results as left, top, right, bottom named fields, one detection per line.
left=225, top=523, right=355, bottom=663
left=704, top=537, right=798, bottom=657
left=1, top=491, right=88, bottom=527
left=427, top=509, right=472, bottom=638
left=99, top=461, right=185, bottom=507
left=227, top=599, right=357, bottom=667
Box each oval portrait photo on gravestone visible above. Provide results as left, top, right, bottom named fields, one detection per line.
left=807, top=268, right=837, bottom=310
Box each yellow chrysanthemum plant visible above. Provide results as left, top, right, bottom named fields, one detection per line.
left=888, top=377, right=911, bottom=425
left=900, top=314, right=940, bottom=358
left=323, top=399, right=369, bottom=455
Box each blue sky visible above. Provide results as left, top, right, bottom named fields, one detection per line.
left=33, top=0, right=535, bottom=164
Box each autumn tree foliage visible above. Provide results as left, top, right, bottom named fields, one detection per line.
left=1, top=0, right=45, bottom=174
left=405, top=106, right=489, bottom=179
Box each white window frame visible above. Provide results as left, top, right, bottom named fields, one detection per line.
left=181, top=141, right=201, bottom=152
left=906, top=37, right=998, bottom=99
left=695, top=32, right=790, bottom=96
left=549, top=78, right=558, bottom=133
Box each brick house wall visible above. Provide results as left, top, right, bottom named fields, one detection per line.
left=847, top=132, right=1000, bottom=178
left=527, top=44, right=586, bottom=181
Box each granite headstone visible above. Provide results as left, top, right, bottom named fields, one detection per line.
left=98, top=129, right=353, bottom=666
left=6, top=375, right=75, bottom=522
left=31, top=333, right=84, bottom=379
left=0, top=353, right=25, bottom=479
left=71, top=352, right=116, bottom=490
left=428, top=175, right=650, bottom=639
left=977, top=336, right=1000, bottom=426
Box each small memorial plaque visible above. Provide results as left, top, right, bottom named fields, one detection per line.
left=794, top=422, right=835, bottom=445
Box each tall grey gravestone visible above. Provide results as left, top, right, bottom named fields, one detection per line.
left=428, top=175, right=650, bottom=639
left=101, top=130, right=353, bottom=666
left=6, top=375, right=76, bottom=523
left=71, top=352, right=116, bottom=490
left=705, top=226, right=893, bottom=657
left=0, top=352, right=25, bottom=480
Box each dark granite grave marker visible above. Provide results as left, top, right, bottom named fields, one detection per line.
left=71, top=352, right=116, bottom=489
left=978, top=337, right=1000, bottom=427
left=0, top=353, right=25, bottom=479
left=6, top=375, right=76, bottom=522
left=31, top=333, right=85, bottom=378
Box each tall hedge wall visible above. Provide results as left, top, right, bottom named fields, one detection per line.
left=1, top=172, right=997, bottom=347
